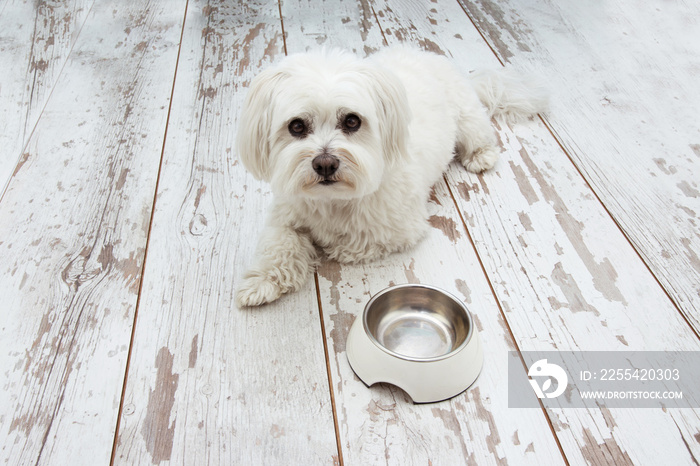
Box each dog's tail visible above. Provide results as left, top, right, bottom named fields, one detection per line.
left=469, top=68, right=548, bottom=123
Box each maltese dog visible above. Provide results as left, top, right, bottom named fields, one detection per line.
left=235, top=46, right=547, bottom=307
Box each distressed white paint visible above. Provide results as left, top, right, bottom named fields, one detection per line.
left=1, top=0, right=699, bottom=464
left=373, top=0, right=700, bottom=464
left=460, top=0, right=700, bottom=331
left=282, top=0, right=564, bottom=464
left=112, top=1, right=339, bottom=464
left=0, top=0, right=94, bottom=196
left=0, top=1, right=185, bottom=464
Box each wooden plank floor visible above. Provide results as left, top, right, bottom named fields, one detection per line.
left=1, top=0, right=698, bottom=464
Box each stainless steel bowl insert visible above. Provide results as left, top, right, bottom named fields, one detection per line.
left=363, top=284, right=473, bottom=362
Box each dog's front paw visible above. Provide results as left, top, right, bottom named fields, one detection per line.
left=235, top=274, right=283, bottom=307
left=461, top=146, right=499, bottom=173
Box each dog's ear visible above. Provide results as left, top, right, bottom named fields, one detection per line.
left=363, top=66, right=411, bottom=165
left=236, top=67, right=287, bottom=181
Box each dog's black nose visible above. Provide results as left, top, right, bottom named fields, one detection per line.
left=312, top=154, right=340, bottom=177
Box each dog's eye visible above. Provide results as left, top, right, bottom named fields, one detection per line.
left=342, top=114, right=361, bottom=133
left=288, top=119, right=308, bottom=137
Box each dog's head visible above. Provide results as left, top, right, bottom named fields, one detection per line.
left=237, top=49, right=410, bottom=200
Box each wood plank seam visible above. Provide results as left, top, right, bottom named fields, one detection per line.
left=430, top=1, right=700, bottom=461
left=276, top=0, right=288, bottom=55
left=454, top=0, right=700, bottom=332
left=112, top=1, right=339, bottom=462
left=274, top=1, right=342, bottom=460
left=442, top=174, right=570, bottom=465
left=537, top=116, right=700, bottom=342
left=314, top=272, right=344, bottom=466
left=457, top=0, right=699, bottom=341
left=294, top=1, right=570, bottom=461
left=455, top=0, right=504, bottom=67
left=290, top=2, right=385, bottom=461
left=365, top=14, right=567, bottom=461
left=109, top=2, right=191, bottom=464
left=368, top=1, right=389, bottom=46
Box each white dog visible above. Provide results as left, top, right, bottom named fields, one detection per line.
left=235, top=47, right=546, bottom=307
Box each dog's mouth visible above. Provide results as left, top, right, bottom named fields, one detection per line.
left=301, top=176, right=355, bottom=194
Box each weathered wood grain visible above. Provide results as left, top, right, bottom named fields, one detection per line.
left=281, top=0, right=385, bottom=57
left=1, top=0, right=698, bottom=464
left=281, top=1, right=565, bottom=464
left=374, top=0, right=700, bottom=463
left=313, top=187, right=566, bottom=465
left=112, top=1, right=339, bottom=464
left=445, top=123, right=700, bottom=465
left=0, top=1, right=186, bottom=464
left=459, top=0, right=700, bottom=332
left=0, top=0, right=94, bottom=197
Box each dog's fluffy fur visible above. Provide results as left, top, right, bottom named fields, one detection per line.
left=235, top=47, right=547, bottom=307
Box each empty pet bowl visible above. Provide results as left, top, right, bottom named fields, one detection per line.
left=346, top=284, right=483, bottom=403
